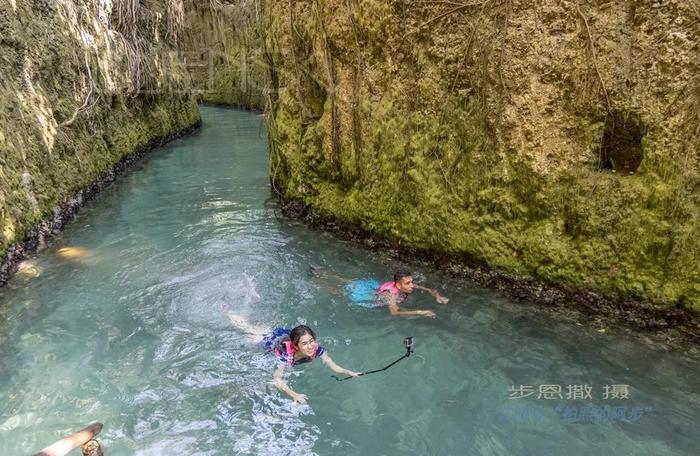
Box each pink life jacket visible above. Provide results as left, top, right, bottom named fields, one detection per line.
left=274, top=339, right=320, bottom=366
left=376, top=281, right=409, bottom=304
left=377, top=281, right=400, bottom=296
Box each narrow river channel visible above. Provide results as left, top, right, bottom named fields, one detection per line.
left=1, top=106, right=699, bottom=455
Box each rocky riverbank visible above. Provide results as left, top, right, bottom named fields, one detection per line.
left=279, top=197, right=700, bottom=344
left=0, top=118, right=201, bottom=287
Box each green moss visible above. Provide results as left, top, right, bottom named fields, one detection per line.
left=181, top=1, right=267, bottom=109
left=265, top=0, right=700, bottom=312
left=0, top=0, right=201, bottom=263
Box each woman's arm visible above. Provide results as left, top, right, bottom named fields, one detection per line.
left=320, top=352, right=359, bottom=377
left=272, top=364, right=308, bottom=404
left=413, top=284, right=449, bottom=304
left=381, top=292, right=436, bottom=317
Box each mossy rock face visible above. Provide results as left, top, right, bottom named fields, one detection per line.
left=179, top=0, right=268, bottom=109
left=0, top=0, right=200, bottom=261
left=263, top=0, right=700, bottom=311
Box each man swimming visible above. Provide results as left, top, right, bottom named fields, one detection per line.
left=311, top=268, right=449, bottom=317
left=375, top=270, right=448, bottom=318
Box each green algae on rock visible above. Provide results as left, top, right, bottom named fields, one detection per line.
left=179, top=0, right=268, bottom=109
left=0, top=0, right=200, bottom=270
left=263, top=0, right=700, bottom=311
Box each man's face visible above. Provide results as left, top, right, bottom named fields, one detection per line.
left=397, top=276, right=414, bottom=294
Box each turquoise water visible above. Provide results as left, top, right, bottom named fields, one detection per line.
left=1, top=106, right=699, bottom=455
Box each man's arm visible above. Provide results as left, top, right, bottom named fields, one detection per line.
left=381, top=292, right=436, bottom=317
left=414, top=284, right=449, bottom=304
left=272, top=364, right=308, bottom=403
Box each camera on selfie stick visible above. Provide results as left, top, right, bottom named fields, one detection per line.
left=403, top=336, right=413, bottom=356
left=332, top=336, right=415, bottom=381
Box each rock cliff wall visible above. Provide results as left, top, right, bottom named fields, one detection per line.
left=0, top=0, right=200, bottom=269
left=179, top=0, right=267, bottom=108
left=264, top=0, right=700, bottom=310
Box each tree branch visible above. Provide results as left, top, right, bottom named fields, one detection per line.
left=59, top=52, right=94, bottom=128
left=574, top=3, right=611, bottom=112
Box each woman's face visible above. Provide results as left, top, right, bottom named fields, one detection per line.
left=295, top=333, right=317, bottom=357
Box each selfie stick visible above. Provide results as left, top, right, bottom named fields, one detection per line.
left=332, top=337, right=414, bottom=382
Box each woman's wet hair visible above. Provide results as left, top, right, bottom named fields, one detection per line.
left=289, top=325, right=316, bottom=347
left=394, top=270, right=412, bottom=283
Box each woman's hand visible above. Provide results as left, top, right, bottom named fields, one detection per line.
left=290, top=392, right=308, bottom=404
left=435, top=295, right=449, bottom=305
left=419, top=310, right=436, bottom=318
left=345, top=370, right=361, bottom=378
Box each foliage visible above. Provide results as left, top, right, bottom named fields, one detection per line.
left=179, top=0, right=267, bottom=108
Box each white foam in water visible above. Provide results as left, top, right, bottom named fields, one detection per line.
left=244, top=272, right=261, bottom=303
left=168, top=268, right=264, bottom=330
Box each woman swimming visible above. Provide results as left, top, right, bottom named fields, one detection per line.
left=223, top=305, right=359, bottom=404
